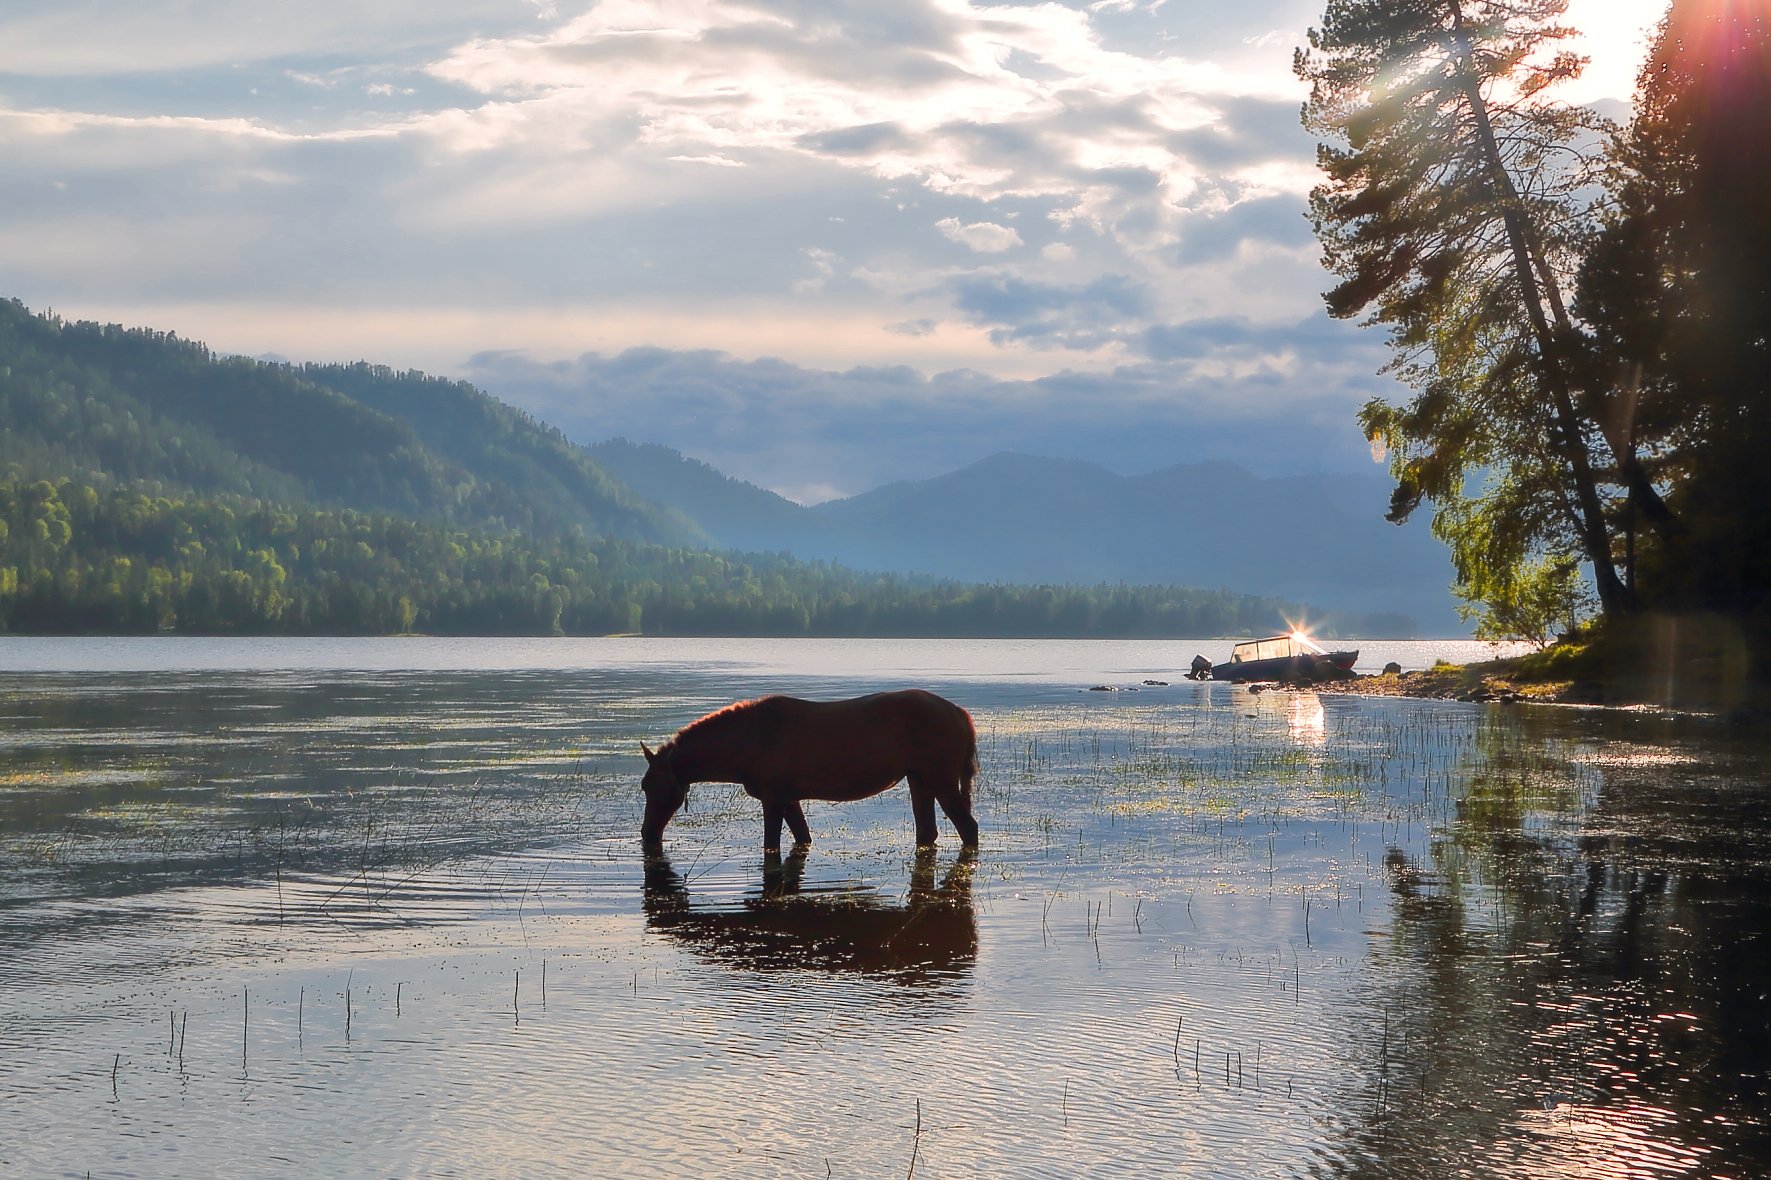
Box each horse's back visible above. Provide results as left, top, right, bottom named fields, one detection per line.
left=804, top=689, right=972, bottom=748
left=754, top=690, right=974, bottom=798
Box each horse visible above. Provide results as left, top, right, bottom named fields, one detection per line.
left=640, top=689, right=980, bottom=852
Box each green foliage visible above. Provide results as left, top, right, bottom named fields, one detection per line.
left=1306, top=0, right=1771, bottom=665
left=1450, top=554, right=1589, bottom=648
left=1433, top=481, right=1592, bottom=645
left=1509, top=637, right=1595, bottom=683
left=0, top=475, right=1380, bottom=638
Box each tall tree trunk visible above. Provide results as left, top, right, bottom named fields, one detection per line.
left=1447, top=0, right=1633, bottom=614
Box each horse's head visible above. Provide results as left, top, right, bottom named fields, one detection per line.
left=639, top=742, right=687, bottom=849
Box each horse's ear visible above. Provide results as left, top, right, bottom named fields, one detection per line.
left=641, top=742, right=656, bottom=764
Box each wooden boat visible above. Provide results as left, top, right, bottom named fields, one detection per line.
left=1209, top=632, right=1358, bottom=683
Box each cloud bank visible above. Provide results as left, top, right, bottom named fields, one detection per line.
left=466, top=312, right=1391, bottom=502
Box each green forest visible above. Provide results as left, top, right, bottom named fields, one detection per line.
left=0, top=297, right=1400, bottom=637
left=0, top=475, right=1359, bottom=637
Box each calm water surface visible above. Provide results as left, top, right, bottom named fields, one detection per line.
left=0, top=638, right=1764, bottom=1178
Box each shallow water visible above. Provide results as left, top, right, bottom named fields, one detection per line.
left=0, top=639, right=1765, bottom=1178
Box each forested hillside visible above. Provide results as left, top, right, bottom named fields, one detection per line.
left=0, top=299, right=691, bottom=546
left=300, top=363, right=700, bottom=546
left=0, top=475, right=1362, bottom=637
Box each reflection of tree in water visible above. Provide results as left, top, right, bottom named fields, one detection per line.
left=1317, top=710, right=1771, bottom=1178
left=643, top=848, right=978, bottom=987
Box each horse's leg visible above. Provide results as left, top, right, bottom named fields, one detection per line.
left=761, top=797, right=786, bottom=852
left=907, top=775, right=940, bottom=846
left=935, top=781, right=981, bottom=848
left=783, top=800, right=812, bottom=847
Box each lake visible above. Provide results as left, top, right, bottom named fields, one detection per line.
left=1, top=637, right=1765, bottom=1178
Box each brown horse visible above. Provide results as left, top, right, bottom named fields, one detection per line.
left=640, top=689, right=980, bottom=851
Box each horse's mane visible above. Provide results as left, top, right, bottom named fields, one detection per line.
left=664, top=696, right=777, bottom=754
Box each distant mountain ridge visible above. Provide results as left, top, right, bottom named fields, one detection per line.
left=588, top=443, right=1461, bottom=634
left=586, top=438, right=820, bottom=554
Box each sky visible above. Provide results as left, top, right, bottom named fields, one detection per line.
left=2, top=0, right=1667, bottom=503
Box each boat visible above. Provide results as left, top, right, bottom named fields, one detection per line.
left=1209, top=631, right=1358, bottom=683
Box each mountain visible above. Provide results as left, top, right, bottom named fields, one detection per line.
left=589, top=446, right=1462, bottom=634
left=0, top=299, right=693, bottom=546
left=297, top=364, right=705, bottom=546
left=586, top=438, right=822, bottom=554
left=833, top=455, right=1461, bottom=632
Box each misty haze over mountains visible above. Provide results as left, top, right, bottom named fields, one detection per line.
left=463, top=343, right=1389, bottom=507
left=588, top=440, right=1462, bottom=634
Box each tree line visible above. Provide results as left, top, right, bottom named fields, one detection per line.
left=0, top=476, right=1396, bottom=638
left=1299, top=0, right=1770, bottom=650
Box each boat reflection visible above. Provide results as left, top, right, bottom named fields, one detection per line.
left=642, top=848, right=979, bottom=986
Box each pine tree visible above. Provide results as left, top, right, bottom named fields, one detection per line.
left=1297, top=0, right=1633, bottom=627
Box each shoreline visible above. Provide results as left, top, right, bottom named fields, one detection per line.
left=1314, top=664, right=1578, bottom=704
left=1306, top=661, right=1768, bottom=723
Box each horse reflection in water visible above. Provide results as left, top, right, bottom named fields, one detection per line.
left=643, top=848, right=979, bottom=985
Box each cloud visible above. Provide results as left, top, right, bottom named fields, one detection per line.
left=0, top=1, right=534, bottom=76
left=935, top=217, right=1023, bottom=253
left=791, top=247, right=843, bottom=294
left=948, top=272, right=1151, bottom=350
left=1140, top=309, right=1352, bottom=362
left=417, top=0, right=1283, bottom=222
left=950, top=274, right=1133, bottom=322
left=3, top=13, right=1350, bottom=316
left=797, top=121, right=911, bottom=156
left=668, top=153, right=744, bottom=167
left=1167, top=193, right=1312, bottom=265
